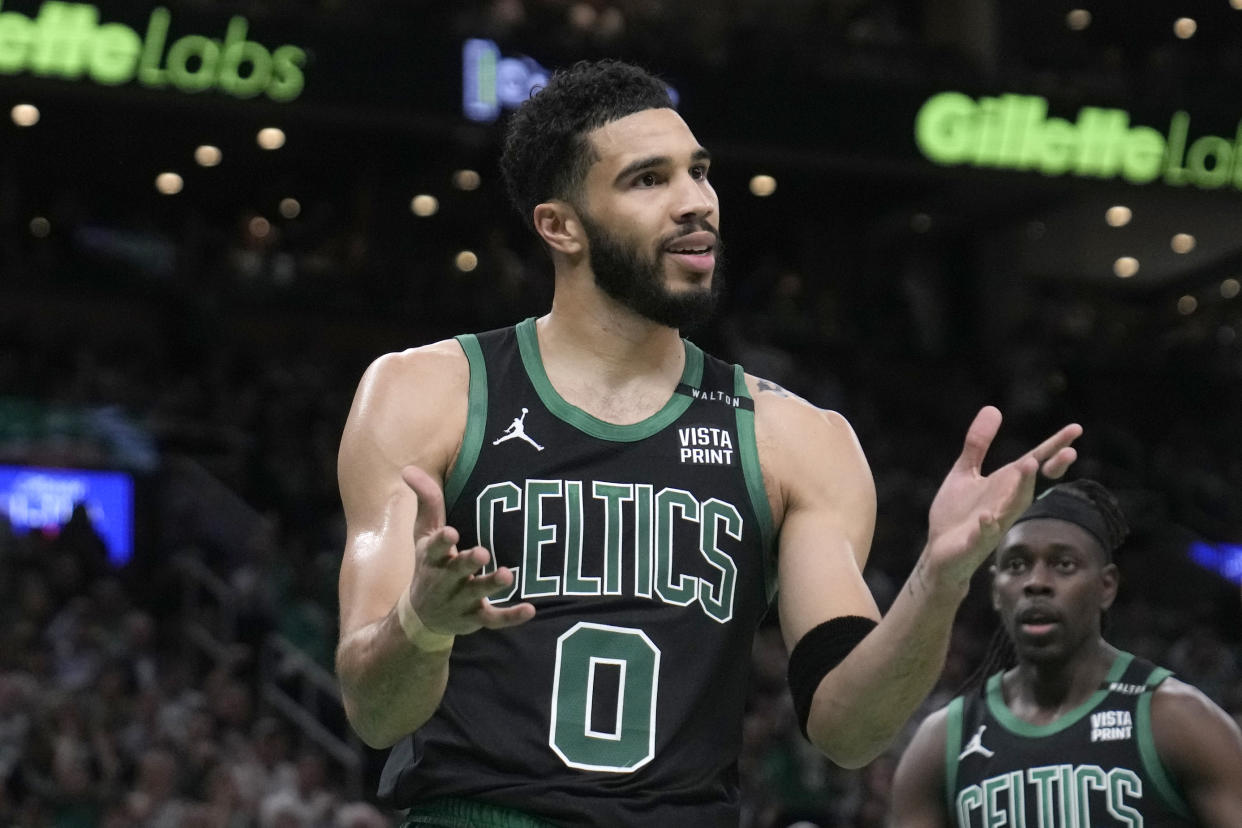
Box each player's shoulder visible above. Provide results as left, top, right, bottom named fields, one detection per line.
left=742, top=373, right=856, bottom=436
left=356, top=338, right=471, bottom=401
left=367, top=337, right=469, bottom=380
left=1150, top=675, right=1231, bottom=720
left=742, top=372, right=869, bottom=477
left=1149, top=674, right=1242, bottom=784
left=345, top=338, right=471, bottom=431
left=740, top=372, right=873, bottom=525
left=341, top=338, right=473, bottom=476
left=1149, top=676, right=1238, bottom=751
left=912, top=702, right=952, bottom=742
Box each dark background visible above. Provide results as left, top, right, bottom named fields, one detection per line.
left=2, top=2, right=1240, bottom=826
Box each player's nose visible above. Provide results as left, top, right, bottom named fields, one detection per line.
left=671, top=173, right=715, bottom=224
left=1021, top=561, right=1054, bottom=594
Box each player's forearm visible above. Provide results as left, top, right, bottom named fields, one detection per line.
left=805, top=557, right=966, bottom=768
left=335, top=611, right=451, bottom=749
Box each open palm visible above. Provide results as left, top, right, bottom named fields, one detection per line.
left=925, top=406, right=1082, bottom=591
left=402, top=465, right=536, bottom=636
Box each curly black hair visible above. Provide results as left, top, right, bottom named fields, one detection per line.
left=499, top=59, right=674, bottom=231
left=1044, top=478, right=1130, bottom=555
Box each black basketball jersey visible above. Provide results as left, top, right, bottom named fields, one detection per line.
left=945, top=651, right=1194, bottom=827
left=378, top=319, right=777, bottom=827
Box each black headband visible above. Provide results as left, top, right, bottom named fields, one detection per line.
left=1011, top=487, right=1116, bottom=552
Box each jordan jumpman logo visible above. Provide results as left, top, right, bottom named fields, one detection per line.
left=493, top=407, right=545, bottom=451
left=958, top=725, right=995, bottom=760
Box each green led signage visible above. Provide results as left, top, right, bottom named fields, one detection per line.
left=0, top=1, right=306, bottom=101
left=916, top=91, right=1242, bottom=191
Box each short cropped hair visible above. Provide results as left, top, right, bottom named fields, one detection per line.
left=499, top=59, right=674, bottom=230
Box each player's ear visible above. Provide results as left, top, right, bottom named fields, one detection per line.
left=989, top=563, right=1000, bottom=611
left=533, top=201, right=585, bottom=256
left=1100, top=561, right=1119, bottom=611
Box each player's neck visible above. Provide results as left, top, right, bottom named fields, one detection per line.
left=541, top=289, right=685, bottom=375
left=1006, top=639, right=1117, bottom=725
left=534, top=297, right=687, bottom=424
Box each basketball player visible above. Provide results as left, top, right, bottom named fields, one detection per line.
left=334, top=60, right=1082, bottom=827
left=889, top=480, right=1242, bottom=826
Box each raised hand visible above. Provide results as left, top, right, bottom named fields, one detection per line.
left=401, top=465, right=536, bottom=638
left=923, top=406, right=1081, bottom=593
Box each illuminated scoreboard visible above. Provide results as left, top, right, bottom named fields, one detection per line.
left=0, top=464, right=135, bottom=566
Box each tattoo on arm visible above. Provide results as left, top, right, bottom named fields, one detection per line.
left=757, top=379, right=799, bottom=400
left=907, top=559, right=930, bottom=598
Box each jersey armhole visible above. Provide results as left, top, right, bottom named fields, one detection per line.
left=1136, top=666, right=1194, bottom=820
left=444, top=333, right=487, bottom=513
left=943, top=696, right=964, bottom=816
left=732, top=364, right=776, bottom=601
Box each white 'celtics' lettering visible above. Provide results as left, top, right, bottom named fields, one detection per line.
left=678, top=426, right=735, bottom=465
left=957, top=764, right=1145, bottom=827
left=475, top=480, right=742, bottom=623
left=1091, top=710, right=1133, bottom=742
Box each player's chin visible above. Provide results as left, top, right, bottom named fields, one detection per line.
left=661, top=257, right=712, bottom=281
left=1013, top=636, right=1068, bottom=663
left=664, top=268, right=714, bottom=291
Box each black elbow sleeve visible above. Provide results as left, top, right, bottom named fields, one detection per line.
left=786, top=615, right=878, bottom=738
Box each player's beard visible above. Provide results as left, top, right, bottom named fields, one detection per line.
left=579, top=211, right=724, bottom=331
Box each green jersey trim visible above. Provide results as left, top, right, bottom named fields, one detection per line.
left=732, top=364, right=776, bottom=599
left=444, top=333, right=488, bottom=513
left=985, top=651, right=1134, bottom=737
left=1136, top=667, right=1192, bottom=819
left=943, top=696, right=965, bottom=815
left=515, top=317, right=704, bottom=442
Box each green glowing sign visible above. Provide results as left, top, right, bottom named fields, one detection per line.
left=915, top=91, right=1242, bottom=191
left=0, top=1, right=306, bottom=101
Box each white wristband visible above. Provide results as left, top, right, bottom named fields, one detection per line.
left=396, top=591, right=455, bottom=652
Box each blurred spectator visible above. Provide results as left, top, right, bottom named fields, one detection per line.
left=124, top=746, right=188, bottom=828
left=259, top=748, right=339, bottom=828
left=231, top=716, right=298, bottom=817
